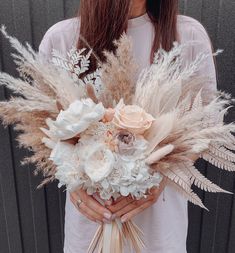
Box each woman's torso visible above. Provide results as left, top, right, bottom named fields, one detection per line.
left=39, top=13, right=217, bottom=253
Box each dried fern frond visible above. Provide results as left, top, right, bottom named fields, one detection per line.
left=202, top=152, right=235, bottom=172
left=183, top=163, right=231, bottom=193
left=166, top=178, right=208, bottom=210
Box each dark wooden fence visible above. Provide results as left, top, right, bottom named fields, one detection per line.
left=0, top=1, right=234, bottom=252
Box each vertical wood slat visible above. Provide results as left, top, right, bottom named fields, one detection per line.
left=196, top=1, right=224, bottom=252
left=0, top=1, right=234, bottom=253
left=182, top=2, right=207, bottom=253
left=199, top=1, right=235, bottom=253
left=64, top=0, right=80, bottom=18
left=11, top=0, right=51, bottom=249
left=212, top=2, right=235, bottom=253
left=0, top=0, right=50, bottom=253
left=0, top=45, right=23, bottom=253
left=28, top=1, right=67, bottom=252
left=183, top=0, right=203, bottom=21
left=0, top=1, right=26, bottom=252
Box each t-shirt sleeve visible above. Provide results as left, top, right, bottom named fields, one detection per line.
left=38, top=31, right=53, bottom=62
left=191, top=21, right=218, bottom=100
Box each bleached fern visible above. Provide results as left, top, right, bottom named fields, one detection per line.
left=158, top=164, right=192, bottom=193
left=202, top=151, right=235, bottom=171
left=166, top=179, right=208, bottom=210
left=52, top=46, right=101, bottom=91
left=184, top=163, right=231, bottom=193
left=208, top=143, right=235, bottom=162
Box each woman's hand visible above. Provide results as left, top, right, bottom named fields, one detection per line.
left=107, top=177, right=167, bottom=223
left=70, top=188, right=113, bottom=224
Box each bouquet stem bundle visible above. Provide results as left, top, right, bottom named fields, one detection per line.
left=88, top=219, right=144, bottom=253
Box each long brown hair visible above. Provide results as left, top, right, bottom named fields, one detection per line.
left=77, top=0, right=179, bottom=69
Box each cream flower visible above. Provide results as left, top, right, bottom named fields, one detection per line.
left=76, top=143, right=115, bottom=182
left=112, top=99, right=155, bottom=135
left=41, top=98, right=105, bottom=141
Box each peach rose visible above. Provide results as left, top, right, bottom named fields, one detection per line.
left=112, top=99, right=155, bottom=134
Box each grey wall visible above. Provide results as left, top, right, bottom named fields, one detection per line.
left=0, top=1, right=234, bottom=253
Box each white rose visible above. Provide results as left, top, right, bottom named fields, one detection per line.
left=41, top=98, right=105, bottom=141
left=76, top=142, right=115, bottom=182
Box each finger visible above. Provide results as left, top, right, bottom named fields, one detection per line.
left=114, top=195, right=153, bottom=218
left=120, top=180, right=167, bottom=222
left=112, top=196, right=125, bottom=204
left=70, top=189, right=113, bottom=220
left=120, top=200, right=154, bottom=223
left=104, top=199, right=113, bottom=206
left=92, top=193, right=113, bottom=206
left=70, top=194, right=97, bottom=222
left=70, top=194, right=105, bottom=223
left=76, top=204, right=99, bottom=223
left=77, top=202, right=105, bottom=223
left=105, top=196, right=124, bottom=208
left=78, top=189, right=113, bottom=220
left=114, top=194, right=156, bottom=217
left=107, top=195, right=135, bottom=213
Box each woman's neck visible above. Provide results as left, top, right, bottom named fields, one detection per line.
left=129, top=0, right=147, bottom=19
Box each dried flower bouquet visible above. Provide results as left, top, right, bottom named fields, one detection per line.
left=0, top=26, right=235, bottom=253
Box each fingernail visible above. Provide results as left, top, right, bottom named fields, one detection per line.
left=103, top=218, right=111, bottom=224
left=104, top=212, right=112, bottom=220
left=121, top=216, right=127, bottom=223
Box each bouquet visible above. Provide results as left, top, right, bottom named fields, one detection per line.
left=0, top=25, right=235, bottom=253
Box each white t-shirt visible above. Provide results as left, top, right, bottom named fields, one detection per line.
left=39, top=13, right=217, bottom=253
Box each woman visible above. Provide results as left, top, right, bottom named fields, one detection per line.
left=39, top=1, right=217, bottom=252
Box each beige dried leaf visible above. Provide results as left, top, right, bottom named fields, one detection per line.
left=166, top=179, right=208, bottom=210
